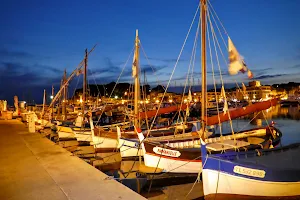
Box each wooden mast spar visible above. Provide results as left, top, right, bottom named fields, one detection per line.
left=201, top=0, right=207, bottom=136
left=82, top=49, right=88, bottom=125
left=62, top=69, right=67, bottom=120
left=134, top=30, right=140, bottom=130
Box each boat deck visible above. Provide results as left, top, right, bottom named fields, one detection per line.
left=237, top=143, right=300, bottom=170
left=0, top=120, right=145, bottom=200
left=219, top=143, right=300, bottom=170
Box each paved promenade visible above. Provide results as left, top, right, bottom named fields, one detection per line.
left=0, top=120, right=145, bottom=200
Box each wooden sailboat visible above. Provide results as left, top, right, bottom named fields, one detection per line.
left=57, top=69, right=77, bottom=140
left=44, top=46, right=97, bottom=141
left=201, top=139, right=300, bottom=199
left=35, top=89, right=53, bottom=130
left=137, top=124, right=281, bottom=173
left=117, top=30, right=194, bottom=158
left=89, top=30, right=192, bottom=153
left=196, top=0, right=300, bottom=198
left=72, top=50, right=94, bottom=144
left=137, top=0, right=282, bottom=174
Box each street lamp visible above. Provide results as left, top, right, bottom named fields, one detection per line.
left=50, top=95, right=54, bottom=99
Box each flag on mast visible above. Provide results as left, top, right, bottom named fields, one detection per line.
left=76, top=69, right=83, bottom=76
left=132, top=30, right=139, bottom=78
left=221, top=86, right=228, bottom=114
left=228, top=37, right=253, bottom=79
left=132, top=58, right=137, bottom=78
left=242, top=82, right=247, bottom=93
left=187, top=90, right=192, bottom=102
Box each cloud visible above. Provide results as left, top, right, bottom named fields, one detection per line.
left=290, top=64, right=300, bottom=69
left=33, top=63, right=63, bottom=74
left=0, top=49, right=33, bottom=58
left=89, top=57, right=168, bottom=82
left=148, top=57, right=186, bottom=63
left=90, top=57, right=125, bottom=75
left=141, top=64, right=168, bottom=73
left=295, top=47, right=300, bottom=60
left=0, top=62, right=63, bottom=76
left=254, top=74, right=285, bottom=80
left=0, top=62, right=64, bottom=103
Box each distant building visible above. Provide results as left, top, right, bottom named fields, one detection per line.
left=232, top=80, right=290, bottom=101
left=249, top=81, right=261, bottom=87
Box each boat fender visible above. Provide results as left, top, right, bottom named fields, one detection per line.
left=255, top=149, right=261, bottom=156
left=269, top=139, right=274, bottom=149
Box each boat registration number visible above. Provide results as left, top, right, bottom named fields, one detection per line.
left=153, top=147, right=181, bottom=157
left=233, top=166, right=266, bottom=178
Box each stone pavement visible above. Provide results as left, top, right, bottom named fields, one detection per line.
left=0, top=120, right=145, bottom=200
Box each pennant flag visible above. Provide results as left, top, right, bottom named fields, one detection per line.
left=186, top=105, right=190, bottom=117
left=132, top=58, right=137, bottom=78
left=221, top=86, right=226, bottom=99
left=242, top=82, right=247, bottom=93
left=185, top=90, right=192, bottom=116
left=221, top=86, right=228, bottom=114
left=187, top=90, right=192, bottom=102
left=242, top=82, right=248, bottom=98
left=228, top=37, right=253, bottom=79
left=247, top=70, right=253, bottom=79
left=76, top=69, right=83, bottom=76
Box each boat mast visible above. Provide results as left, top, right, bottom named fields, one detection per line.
left=201, top=0, right=207, bottom=135
left=62, top=69, right=67, bottom=120
left=82, top=49, right=88, bottom=118
left=51, top=85, right=54, bottom=119
left=42, top=89, right=46, bottom=117
left=134, top=29, right=140, bottom=129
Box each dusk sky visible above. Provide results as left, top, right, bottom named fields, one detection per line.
left=1, top=0, right=300, bottom=103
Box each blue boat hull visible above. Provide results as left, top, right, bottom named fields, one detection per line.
left=201, top=142, right=300, bottom=199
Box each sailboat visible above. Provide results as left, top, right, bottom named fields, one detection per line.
left=201, top=139, right=300, bottom=199
left=90, top=30, right=192, bottom=153
left=189, top=0, right=300, bottom=198
left=35, top=89, right=53, bottom=130
left=42, top=46, right=97, bottom=142
left=57, top=69, right=77, bottom=140
left=136, top=0, right=282, bottom=174
left=117, top=30, right=194, bottom=158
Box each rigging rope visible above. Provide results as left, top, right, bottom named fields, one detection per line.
left=94, top=46, right=134, bottom=126
left=146, top=5, right=200, bottom=137
left=207, top=6, right=236, bottom=142
left=176, top=15, right=200, bottom=133
left=140, top=42, right=162, bottom=87
left=207, top=10, right=223, bottom=140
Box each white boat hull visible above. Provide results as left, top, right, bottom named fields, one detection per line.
left=119, top=138, right=142, bottom=158
left=74, top=131, right=92, bottom=142
left=143, top=153, right=202, bottom=173
left=92, top=136, right=119, bottom=152
left=202, top=169, right=300, bottom=199
left=57, top=126, right=76, bottom=140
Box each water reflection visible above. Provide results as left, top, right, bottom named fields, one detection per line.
left=247, top=105, right=300, bottom=121
left=217, top=104, right=300, bottom=146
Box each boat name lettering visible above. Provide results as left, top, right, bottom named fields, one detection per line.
left=153, top=147, right=181, bottom=157
left=233, top=166, right=266, bottom=178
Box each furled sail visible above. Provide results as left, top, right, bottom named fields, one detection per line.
left=132, top=31, right=139, bottom=78
left=138, top=104, right=188, bottom=119
left=228, top=37, right=253, bottom=79
left=204, top=98, right=278, bottom=126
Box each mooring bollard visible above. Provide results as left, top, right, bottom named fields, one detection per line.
left=28, top=113, right=36, bottom=133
